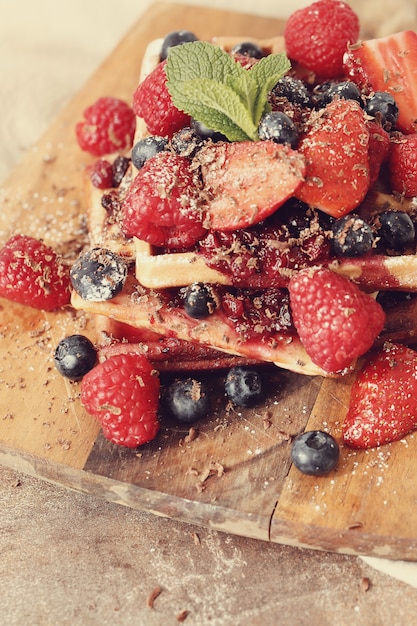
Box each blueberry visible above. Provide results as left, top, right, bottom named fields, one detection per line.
left=54, top=334, right=97, bottom=380
left=258, top=111, right=299, bottom=149
left=331, top=214, right=374, bottom=257
left=376, top=290, right=417, bottom=309
left=164, top=378, right=210, bottom=422
left=376, top=210, right=415, bottom=252
left=111, top=155, right=130, bottom=186
left=312, top=81, right=362, bottom=108
left=225, top=366, right=263, bottom=407
left=365, top=91, right=399, bottom=130
left=191, top=119, right=228, bottom=142
left=183, top=283, right=219, bottom=319
left=291, top=430, right=340, bottom=476
left=171, top=127, right=204, bottom=158
left=231, top=41, right=264, bottom=59
left=328, top=81, right=363, bottom=103
left=270, top=76, right=311, bottom=107
left=131, top=136, right=168, bottom=170
left=70, top=247, right=128, bottom=302
left=160, top=30, right=199, bottom=61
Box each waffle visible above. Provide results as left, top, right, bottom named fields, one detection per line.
left=72, top=35, right=417, bottom=375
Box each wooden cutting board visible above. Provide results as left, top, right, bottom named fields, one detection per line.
left=1, top=2, right=417, bottom=561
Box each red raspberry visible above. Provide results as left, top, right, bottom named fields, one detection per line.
left=284, top=0, right=360, bottom=79
left=75, top=97, right=136, bottom=156
left=87, top=159, right=114, bottom=189
left=388, top=133, right=417, bottom=197
left=132, top=60, right=191, bottom=138
left=122, top=152, right=207, bottom=249
left=288, top=267, right=385, bottom=373
left=232, top=53, right=260, bottom=69
left=81, top=353, right=160, bottom=448
left=0, top=234, right=71, bottom=310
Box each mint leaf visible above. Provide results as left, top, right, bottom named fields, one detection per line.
left=247, top=54, right=291, bottom=123
left=166, top=41, right=242, bottom=84
left=165, top=41, right=291, bottom=142
left=167, top=77, right=258, bottom=141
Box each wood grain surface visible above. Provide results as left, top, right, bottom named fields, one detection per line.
left=1, top=2, right=417, bottom=561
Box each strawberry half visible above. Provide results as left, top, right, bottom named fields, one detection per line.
left=197, top=141, right=306, bottom=230
left=343, top=30, right=417, bottom=134
left=367, top=120, right=391, bottom=185
left=294, top=99, right=370, bottom=218
left=343, top=342, right=417, bottom=449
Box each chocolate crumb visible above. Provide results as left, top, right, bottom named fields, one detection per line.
left=176, top=609, right=189, bottom=622
left=184, top=427, right=198, bottom=443
left=361, top=577, right=371, bottom=592
left=347, top=521, right=364, bottom=530
left=147, top=586, right=162, bottom=608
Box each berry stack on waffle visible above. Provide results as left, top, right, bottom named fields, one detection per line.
left=3, top=0, right=417, bottom=452
left=71, top=21, right=417, bottom=377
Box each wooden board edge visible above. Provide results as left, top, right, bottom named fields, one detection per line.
left=4, top=436, right=416, bottom=561
left=0, top=442, right=272, bottom=542
left=269, top=515, right=417, bottom=561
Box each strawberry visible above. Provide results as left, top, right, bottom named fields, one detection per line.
left=0, top=234, right=71, bottom=311
left=288, top=267, right=386, bottom=373
left=294, top=99, right=370, bottom=218
left=388, top=132, right=417, bottom=197
left=284, top=0, right=360, bottom=79
left=75, top=97, right=136, bottom=157
left=121, top=152, right=207, bottom=249
left=343, top=30, right=417, bottom=134
left=197, top=140, right=305, bottom=230
left=132, top=60, right=191, bottom=138
left=81, top=353, right=160, bottom=448
left=343, top=342, right=417, bottom=449
left=367, top=120, right=391, bottom=185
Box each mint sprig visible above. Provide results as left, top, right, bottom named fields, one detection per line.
left=165, top=41, right=291, bottom=142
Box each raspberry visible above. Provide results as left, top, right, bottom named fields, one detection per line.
left=284, top=0, right=360, bottom=79
left=87, top=159, right=114, bottom=189
left=232, top=52, right=260, bottom=69
left=388, top=133, right=417, bottom=197
left=288, top=267, right=385, bottom=373
left=132, top=60, right=191, bottom=138
left=75, top=97, right=136, bottom=157
left=0, top=234, right=71, bottom=310
left=121, top=152, right=207, bottom=249
left=81, top=353, right=160, bottom=448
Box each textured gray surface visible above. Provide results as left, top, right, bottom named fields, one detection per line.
left=2, top=465, right=417, bottom=626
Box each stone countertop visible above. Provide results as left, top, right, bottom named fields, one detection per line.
left=2, top=1, right=417, bottom=624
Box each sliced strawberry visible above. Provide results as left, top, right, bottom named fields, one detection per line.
left=367, top=120, right=391, bottom=185
left=388, top=132, right=417, bottom=197
left=197, top=141, right=306, bottom=230
left=343, top=31, right=417, bottom=134
left=294, top=99, right=370, bottom=218
left=343, top=342, right=417, bottom=449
